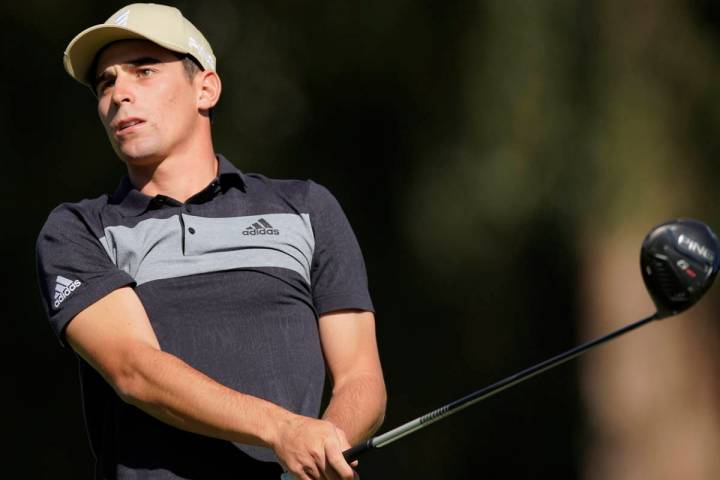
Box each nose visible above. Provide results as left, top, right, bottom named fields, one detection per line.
left=111, top=73, right=134, bottom=105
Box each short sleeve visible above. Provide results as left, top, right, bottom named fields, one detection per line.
left=307, top=181, right=374, bottom=314
left=36, top=204, right=135, bottom=346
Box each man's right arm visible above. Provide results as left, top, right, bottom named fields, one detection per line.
left=66, top=286, right=355, bottom=480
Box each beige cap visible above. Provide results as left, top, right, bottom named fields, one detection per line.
left=63, top=3, right=216, bottom=86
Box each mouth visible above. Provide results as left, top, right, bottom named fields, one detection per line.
left=114, top=118, right=146, bottom=135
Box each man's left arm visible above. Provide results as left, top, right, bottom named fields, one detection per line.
left=319, top=309, right=387, bottom=444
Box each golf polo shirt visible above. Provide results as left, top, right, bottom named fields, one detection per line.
left=35, top=155, right=374, bottom=479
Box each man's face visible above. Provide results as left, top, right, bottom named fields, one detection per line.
left=94, top=40, right=200, bottom=165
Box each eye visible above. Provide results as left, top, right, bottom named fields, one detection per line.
left=95, top=77, right=114, bottom=96
left=138, top=68, right=155, bottom=78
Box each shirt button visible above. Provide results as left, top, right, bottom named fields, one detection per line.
left=185, top=205, right=193, bottom=213
left=188, top=227, right=196, bottom=234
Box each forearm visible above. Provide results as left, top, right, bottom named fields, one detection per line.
left=66, top=287, right=356, bottom=479
left=96, top=343, right=356, bottom=478
left=110, top=343, right=290, bottom=448
left=322, top=371, right=387, bottom=444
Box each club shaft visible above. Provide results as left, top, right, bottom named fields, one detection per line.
left=344, top=312, right=660, bottom=461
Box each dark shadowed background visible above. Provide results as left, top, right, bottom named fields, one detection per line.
left=4, top=1, right=720, bottom=478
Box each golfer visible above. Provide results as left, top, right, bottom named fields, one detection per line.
left=35, top=4, right=386, bottom=479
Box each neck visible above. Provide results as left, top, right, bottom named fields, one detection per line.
left=126, top=141, right=218, bottom=203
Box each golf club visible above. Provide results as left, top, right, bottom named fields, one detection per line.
left=340, top=218, right=719, bottom=463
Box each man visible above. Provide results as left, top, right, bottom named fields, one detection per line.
left=35, top=4, right=386, bottom=479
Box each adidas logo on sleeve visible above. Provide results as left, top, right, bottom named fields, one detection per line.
left=242, top=218, right=280, bottom=236
left=53, top=275, right=82, bottom=308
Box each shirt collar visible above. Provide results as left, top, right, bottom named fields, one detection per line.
left=216, top=154, right=246, bottom=186
left=110, top=154, right=246, bottom=217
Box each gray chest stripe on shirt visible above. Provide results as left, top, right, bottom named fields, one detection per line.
left=99, top=213, right=315, bottom=286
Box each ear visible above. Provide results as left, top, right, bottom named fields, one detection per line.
left=197, top=70, right=222, bottom=111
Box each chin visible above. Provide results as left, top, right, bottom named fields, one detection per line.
left=122, top=154, right=164, bottom=168
left=115, top=143, right=164, bottom=166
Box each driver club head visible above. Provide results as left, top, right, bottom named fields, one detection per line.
left=640, top=218, right=719, bottom=318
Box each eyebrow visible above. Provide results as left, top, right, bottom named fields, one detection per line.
left=94, top=56, right=163, bottom=85
left=126, top=56, right=162, bottom=67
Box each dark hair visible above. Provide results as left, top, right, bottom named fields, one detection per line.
left=178, top=54, right=202, bottom=80
left=177, top=54, right=215, bottom=123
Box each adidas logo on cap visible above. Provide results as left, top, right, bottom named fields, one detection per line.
left=242, top=218, right=279, bottom=236
left=54, top=275, right=82, bottom=308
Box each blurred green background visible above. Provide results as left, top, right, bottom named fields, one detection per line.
left=4, top=0, right=720, bottom=478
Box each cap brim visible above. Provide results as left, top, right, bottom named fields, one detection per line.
left=64, top=24, right=187, bottom=87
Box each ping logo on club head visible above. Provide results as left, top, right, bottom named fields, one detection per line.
left=677, top=234, right=715, bottom=263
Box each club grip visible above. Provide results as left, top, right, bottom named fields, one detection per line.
left=343, top=439, right=373, bottom=462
